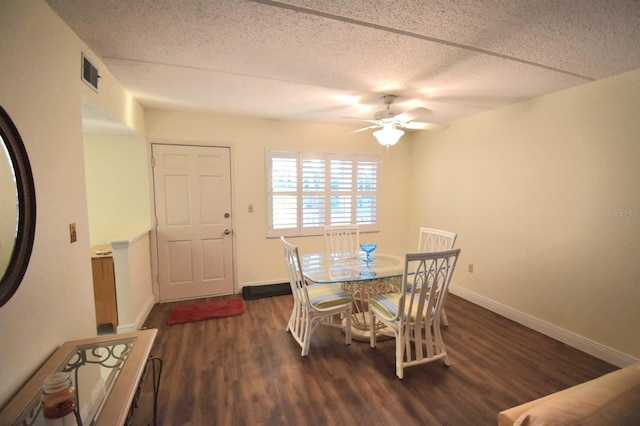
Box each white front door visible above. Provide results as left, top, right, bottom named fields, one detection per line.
left=152, top=144, right=233, bottom=302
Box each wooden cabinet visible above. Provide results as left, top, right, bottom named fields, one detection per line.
left=91, top=246, right=118, bottom=332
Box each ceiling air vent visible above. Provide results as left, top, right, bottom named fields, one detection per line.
left=81, top=53, right=100, bottom=92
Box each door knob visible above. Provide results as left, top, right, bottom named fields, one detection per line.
left=224, top=229, right=231, bottom=235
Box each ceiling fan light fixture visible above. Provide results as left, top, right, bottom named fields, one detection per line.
left=373, top=124, right=404, bottom=146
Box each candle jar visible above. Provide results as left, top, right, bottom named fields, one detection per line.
left=41, top=373, right=76, bottom=420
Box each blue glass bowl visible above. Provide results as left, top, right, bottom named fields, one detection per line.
left=360, top=242, right=377, bottom=262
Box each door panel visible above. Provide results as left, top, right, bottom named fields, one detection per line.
left=153, top=144, right=233, bottom=302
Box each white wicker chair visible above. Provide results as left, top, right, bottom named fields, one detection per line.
left=323, top=224, right=360, bottom=257
left=417, top=227, right=457, bottom=326
left=369, top=248, right=461, bottom=379
left=281, top=236, right=352, bottom=356
left=418, top=227, right=457, bottom=253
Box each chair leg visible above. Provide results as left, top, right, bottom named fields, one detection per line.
left=286, top=316, right=292, bottom=332
left=301, top=319, right=312, bottom=356
left=396, top=328, right=404, bottom=379
left=369, top=312, right=377, bottom=348
left=286, top=307, right=296, bottom=332
left=433, top=324, right=450, bottom=367
left=345, top=313, right=352, bottom=346
left=441, top=309, right=449, bottom=327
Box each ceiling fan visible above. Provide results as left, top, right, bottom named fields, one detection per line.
left=344, top=95, right=448, bottom=146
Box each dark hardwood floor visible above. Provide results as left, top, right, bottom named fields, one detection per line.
left=132, top=293, right=616, bottom=426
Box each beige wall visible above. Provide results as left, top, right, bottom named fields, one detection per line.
left=145, top=111, right=414, bottom=288
left=84, top=133, right=151, bottom=245
left=409, top=68, right=640, bottom=361
left=84, top=134, right=154, bottom=334
left=0, top=0, right=145, bottom=405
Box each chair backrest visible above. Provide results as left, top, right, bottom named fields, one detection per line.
left=281, top=236, right=310, bottom=305
left=417, top=227, right=457, bottom=252
left=323, top=224, right=360, bottom=256
left=399, top=248, right=461, bottom=325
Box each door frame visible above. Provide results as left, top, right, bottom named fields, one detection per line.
left=147, top=140, right=237, bottom=303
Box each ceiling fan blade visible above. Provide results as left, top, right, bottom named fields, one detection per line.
left=342, top=124, right=380, bottom=136
left=340, top=116, right=378, bottom=123
left=404, top=121, right=449, bottom=131
left=393, top=107, right=432, bottom=122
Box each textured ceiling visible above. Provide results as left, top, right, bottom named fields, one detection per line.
left=46, top=0, right=640, bottom=134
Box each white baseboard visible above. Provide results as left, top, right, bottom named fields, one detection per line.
left=116, top=323, right=137, bottom=335
left=449, top=285, right=638, bottom=368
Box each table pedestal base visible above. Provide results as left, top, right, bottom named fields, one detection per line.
left=345, top=312, right=393, bottom=342
left=341, top=277, right=401, bottom=342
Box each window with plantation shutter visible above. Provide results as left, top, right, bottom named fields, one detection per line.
left=356, top=160, right=377, bottom=224
left=329, top=159, right=352, bottom=225
left=270, top=154, right=297, bottom=231
left=267, top=150, right=379, bottom=237
left=301, top=156, right=325, bottom=228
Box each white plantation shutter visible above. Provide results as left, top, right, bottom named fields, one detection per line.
left=269, top=153, right=297, bottom=233
left=356, top=160, right=377, bottom=224
left=301, top=155, right=325, bottom=231
left=267, top=150, right=379, bottom=237
left=329, top=158, right=353, bottom=225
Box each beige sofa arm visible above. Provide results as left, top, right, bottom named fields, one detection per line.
left=498, top=392, right=563, bottom=426
left=498, top=363, right=640, bottom=426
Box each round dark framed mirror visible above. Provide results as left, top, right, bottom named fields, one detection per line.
left=0, top=105, right=36, bottom=307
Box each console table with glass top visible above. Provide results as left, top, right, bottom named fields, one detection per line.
left=0, top=329, right=161, bottom=426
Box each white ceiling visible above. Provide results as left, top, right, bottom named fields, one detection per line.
left=46, top=0, right=640, bottom=134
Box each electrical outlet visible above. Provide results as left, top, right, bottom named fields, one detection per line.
left=248, top=204, right=254, bottom=213
left=468, top=264, right=474, bottom=273
left=69, top=223, right=77, bottom=243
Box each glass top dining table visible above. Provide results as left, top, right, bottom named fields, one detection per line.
left=302, top=251, right=405, bottom=284
left=302, top=250, right=406, bottom=340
